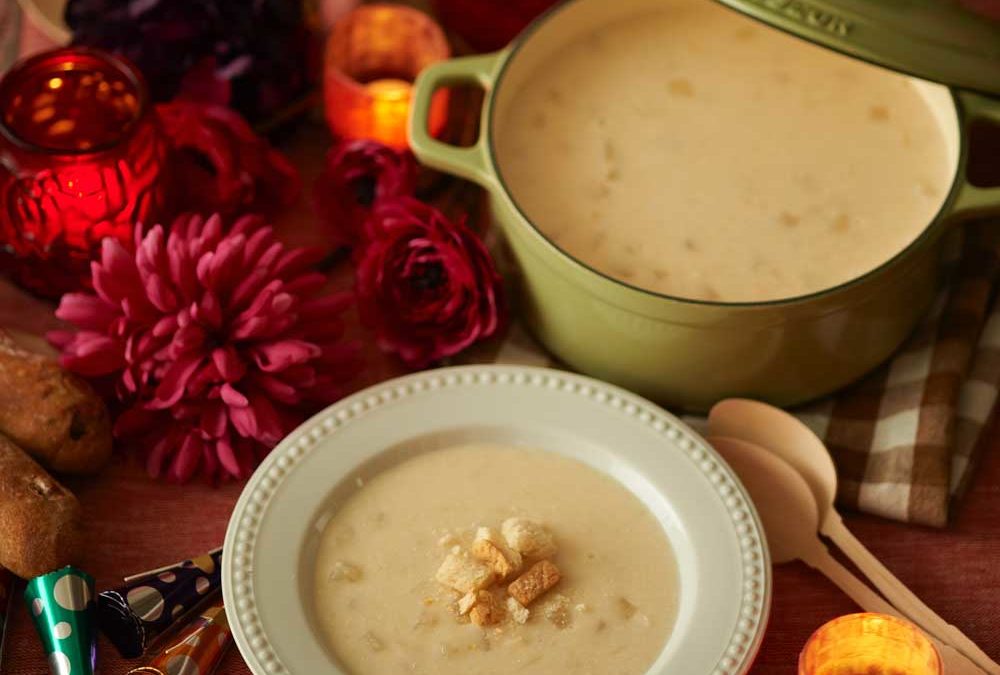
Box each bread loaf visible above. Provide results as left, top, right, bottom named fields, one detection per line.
left=0, top=434, right=83, bottom=579
left=0, top=331, right=112, bottom=474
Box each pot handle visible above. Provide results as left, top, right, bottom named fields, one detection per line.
left=952, top=90, right=1000, bottom=218
left=409, top=52, right=502, bottom=188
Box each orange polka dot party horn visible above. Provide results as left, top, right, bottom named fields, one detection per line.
left=127, top=601, right=231, bottom=675
left=98, top=547, right=223, bottom=658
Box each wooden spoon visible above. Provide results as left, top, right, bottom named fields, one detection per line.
left=708, top=399, right=1000, bottom=675
left=709, top=435, right=985, bottom=675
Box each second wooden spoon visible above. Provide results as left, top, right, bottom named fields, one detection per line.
left=708, top=399, right=999, bottom=675
left=710, top=435, right=985, bottom=675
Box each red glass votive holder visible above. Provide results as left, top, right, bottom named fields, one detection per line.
left=0, top=47, right=169, bottom=298
left=324, top=4, right=450, bottom=150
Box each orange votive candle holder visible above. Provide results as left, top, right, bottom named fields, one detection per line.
left=799, top=613, right=942, bottom=675
left=323, top=4, right=450, bottom=150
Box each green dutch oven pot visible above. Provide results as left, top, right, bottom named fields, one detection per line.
left=409, top=0, right=1000, bottom=411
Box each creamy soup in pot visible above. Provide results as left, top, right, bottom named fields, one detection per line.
left=313, top=443, right=678, bottom=675
left=494, top=0, right=953, bottom=302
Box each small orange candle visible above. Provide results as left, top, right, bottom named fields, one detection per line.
left=799, top=613, right=942, bottom=675
left=323, top=4, right=450, bottom=150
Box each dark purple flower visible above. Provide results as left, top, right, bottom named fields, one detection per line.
left=64, top=0, right=313, bottom=122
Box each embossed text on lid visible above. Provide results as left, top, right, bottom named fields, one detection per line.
left=714, top=0, right=1000, bottom=96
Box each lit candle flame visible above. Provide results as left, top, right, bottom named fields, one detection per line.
left=367, top=78, right=413, bottom=150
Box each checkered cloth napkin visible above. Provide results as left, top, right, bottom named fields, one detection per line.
left=794, top=222, right=1000, bottom=527
left=466, top=220, right=1000, bottom=528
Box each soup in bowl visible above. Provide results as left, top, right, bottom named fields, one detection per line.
left=313, top=442, right=679, bottom=675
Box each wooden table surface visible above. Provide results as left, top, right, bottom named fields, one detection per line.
left=3, top=124, right=999, bottom=675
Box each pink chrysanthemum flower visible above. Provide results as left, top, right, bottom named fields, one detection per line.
left=50, top=213, right=362, bottom=483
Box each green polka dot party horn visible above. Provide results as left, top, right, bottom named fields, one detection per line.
left=23, top=566, right=97, bottom=675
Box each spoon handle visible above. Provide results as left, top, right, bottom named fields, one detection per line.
left=824, top=516, right=1000, bottom=675
left=805, top=546, right=988, bottom=675
left=804, top=544, right=898, bottom=615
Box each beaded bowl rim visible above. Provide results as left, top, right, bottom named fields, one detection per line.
left=222, top=364, right=772, bottom=675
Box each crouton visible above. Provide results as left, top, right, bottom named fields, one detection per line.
left=501, top=518, right=557, bottom=558
left=508, top=560, right=561, bottom=606
left=472, top=527, right=523, bottom=579
left=470, top=590, right=503, bottom=627
left=435, top=551, right=496, bottom=594
left=617, top=597, right=638, bottom=619
left=458, top=591, right=477, bottom=615
left=329, top=560, right=362, bottom=582
left=506, top=597, right=530, bottom=625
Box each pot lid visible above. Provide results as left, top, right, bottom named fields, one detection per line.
left=713, top=0, right=1000, bottom=96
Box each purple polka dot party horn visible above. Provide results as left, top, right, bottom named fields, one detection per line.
left=24, top=566, right=98, bottom=675
left=98, top=548, right=223, bottom=658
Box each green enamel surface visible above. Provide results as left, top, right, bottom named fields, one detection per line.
left=408, top=52, right=500, bottom=187
left=954, top=90, right=1000, bottom=215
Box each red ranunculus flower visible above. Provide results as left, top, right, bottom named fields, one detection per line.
left=313, top=140, right=417, bottom=248
left=156, top=101, right=301, bottom=217
left=355, top=197, right=505, bottom=368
